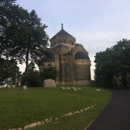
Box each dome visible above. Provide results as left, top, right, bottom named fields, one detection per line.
left=74, top=52, right=89, bottom=60
left=50, top=28, right=75, bottom=41
left=50, top=25, right=76, bottom=47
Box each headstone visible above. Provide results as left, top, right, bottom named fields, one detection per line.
left=44, top=79, right=56, bottom=87
left=23, top=85, right=27, bottom=90
left=7, top=85, right=11, bottom=88
left=61, top=87, right=66, bottom=90
left=66, top=87, right=71, bottom=89
left=12, top=85, right=15, bottom=88
left=96, top=89, right=101, bottom=91
left=72, top=87, right=77, bottom=91
left=18, top=81, right=21, bottom=86
left=73, top=88, right=77, bottom=91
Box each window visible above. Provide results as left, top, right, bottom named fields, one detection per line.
left=47, top=64, right=51, bottom=69
left=66, top=64, right=69, bottom=73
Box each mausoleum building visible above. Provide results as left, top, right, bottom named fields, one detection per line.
left=42, top=25, right=91, bottom=85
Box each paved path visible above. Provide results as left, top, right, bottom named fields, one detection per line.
left=87, top=90, right=130, bottom=130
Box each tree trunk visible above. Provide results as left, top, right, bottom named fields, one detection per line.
left=25, top=47, right=29, bottom=86
left=122, top=72, right=127, bottom=88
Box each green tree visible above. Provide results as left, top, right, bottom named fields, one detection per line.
left=0, top=1, right=51, bottom=85
left=113, top=39, right=130, bottom=87
left=0, top=58, right=19, bottom=83
left=40, top=67, right=58, bottom=81
left=0, top=0, right=22, bottom=84
left=94, top=50, right=117, bottom=88
left=0, top=0, right=29, bottom=52
left=0, top=0, right=16, bottom=3
left=21, top=62, right=42, bottom=87
left=95, top=39, right=130, bottom=88
left=22, top=70, right=42, bottom=87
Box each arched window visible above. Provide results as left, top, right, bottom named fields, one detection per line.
left=47, top=64, right=51, bottom=69
left=66, top=64, right=69, bottom=73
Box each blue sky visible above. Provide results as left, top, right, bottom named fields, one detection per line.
left=16, top=0, right=130, bottom=79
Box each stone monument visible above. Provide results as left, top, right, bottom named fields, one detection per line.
left=44, top=79, right=56, bottom=87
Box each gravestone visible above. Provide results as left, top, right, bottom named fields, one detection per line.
left=61, top=87, right=66, bottom=90
left=12, top=85, right=15, bottom=88
left=44, top=79, right=56, bottom=87
left=7, top=85, right=11, bottom=88
left=23, top=85, right=27, bottom=90
left=96, top=89, right=101, bottom=91
left=72, top=87, right=77, bottom=91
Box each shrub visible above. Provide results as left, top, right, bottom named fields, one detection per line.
left=40, top=67, right=58, bottom=81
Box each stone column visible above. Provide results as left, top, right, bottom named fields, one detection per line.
left=60, top=55, right=65, bottom=84
left=54, top=55, right=60, bottom=84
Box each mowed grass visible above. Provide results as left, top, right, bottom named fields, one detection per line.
left=0, top=85, right=112, bottom=130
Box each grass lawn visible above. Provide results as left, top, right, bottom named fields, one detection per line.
left=0, top=85, right=112, bottom=130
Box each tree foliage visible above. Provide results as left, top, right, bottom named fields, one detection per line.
left=21, top=65, right=58, bottom=87
left=22, top=70, right=42, bottom=87
left=1, top=1, right=49, bottom=64
left=0, top=0, right=52, bottom=85
left=40, top=67, right=58, bottom=81
left=0, top=0, right=16, bottom=5
left=0, top=58, right=19, bottom=83
left=95, top=39, right=130, bottom=88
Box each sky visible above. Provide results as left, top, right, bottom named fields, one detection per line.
left=16, top=0, right=130, bottom=79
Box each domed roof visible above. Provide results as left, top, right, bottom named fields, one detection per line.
left=75, top=52, right=89, bottom=60
left=50, top=27, right=75, bottom=41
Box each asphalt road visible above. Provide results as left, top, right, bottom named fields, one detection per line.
left=87, top=90, right=130, bottom=130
